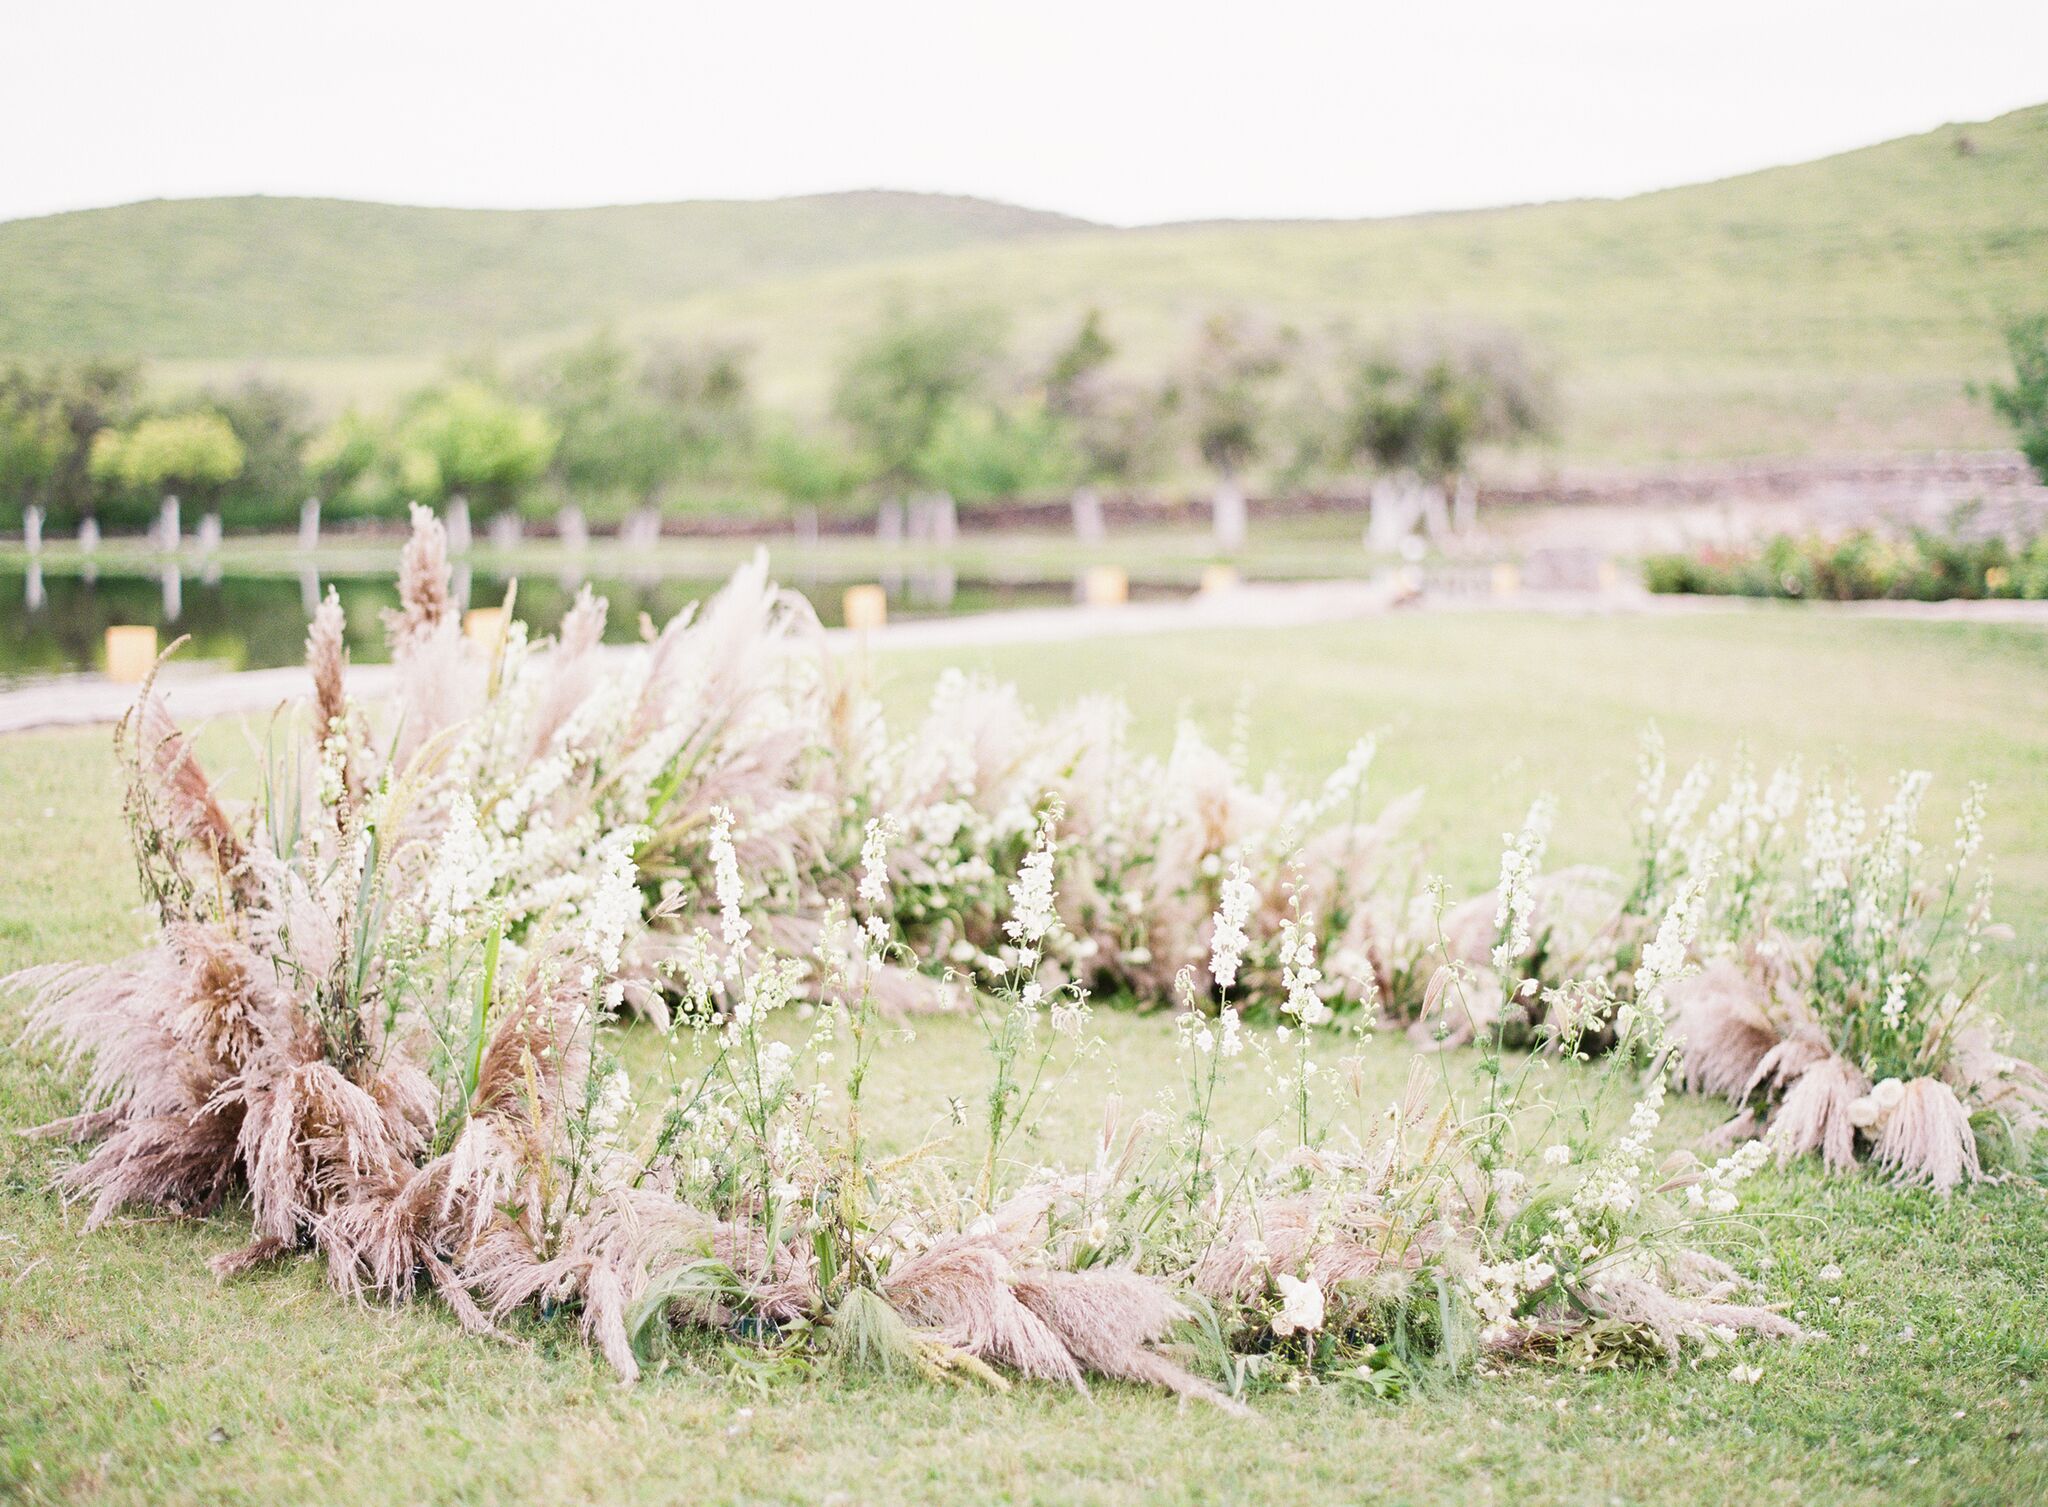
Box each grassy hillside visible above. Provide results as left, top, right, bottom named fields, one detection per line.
left=0, top=191, right=1090, bottom=356
left=632, top=104, right=2048, bottom=458
left=3, top=105, right=2045, bottom=458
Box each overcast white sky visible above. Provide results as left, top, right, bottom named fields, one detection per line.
left=4, top=2, right=2044, bottom=227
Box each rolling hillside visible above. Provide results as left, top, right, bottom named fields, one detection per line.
left=2, top=104, right=2044, bottom=459
left=0, top=191, right=1091, bottom=356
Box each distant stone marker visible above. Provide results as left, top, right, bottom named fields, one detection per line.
left=558, top=504, right=588, bottom=553
left=1071, top=487, right=1105, bottom=544
left=1212, top=479, right=1247, bottom=552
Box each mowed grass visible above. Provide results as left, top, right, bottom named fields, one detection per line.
left=3, top=609, right=2047, bottom=1506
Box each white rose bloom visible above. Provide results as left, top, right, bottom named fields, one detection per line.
left=1272, top=1273, right=1325, bottom=1337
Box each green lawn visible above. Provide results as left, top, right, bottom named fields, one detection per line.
left=4, top=610, right=2047, bottom=1505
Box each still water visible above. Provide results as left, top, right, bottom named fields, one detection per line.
left=0, top=562, right=1187, bottom=688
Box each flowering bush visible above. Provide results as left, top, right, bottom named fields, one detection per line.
left=1644, top=526, right=2048, bottom=602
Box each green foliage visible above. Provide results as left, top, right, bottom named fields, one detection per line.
left=88, top=411, right=245, bottom=506
left=642, top=340, right=754, bottom=481
left=527, top=332, right=684, bottom=512
left=206, top=378, right=315, bottom=530
left=1985, top=313, right=2048, bottom=483
left=1336, top=330, right=1550, bottom=480
left=833, top=306, right=1005, bottom=490
left=1180, top=313, right=1289, bottom=479
left=0, top=358, right=141, bottom=527
left=913, top=401, right=1076, bottom=504
left=1644, top=521, right=2048, bottom=601
left=394, top=381, right=557, bottom=518
left=0, top=385, right=66, bottom=530
left=306, top=409, right=398, bottom=519
left=755, top=424, right=864, bottom=513
left=1043, top=309, right=1173, bottom=486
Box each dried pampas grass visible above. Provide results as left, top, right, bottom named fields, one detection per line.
left=1670, top=959, right=1781, bottom=1100
left=1765, top=1055, right=1869, bottom=1173
left=1871, top=1077, right=1981, bottom=1193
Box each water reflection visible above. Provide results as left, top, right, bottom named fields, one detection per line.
left=0, top=565, right=1181, bottom=688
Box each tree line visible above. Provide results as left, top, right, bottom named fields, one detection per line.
left=0, top=309, right=1554, bottom=535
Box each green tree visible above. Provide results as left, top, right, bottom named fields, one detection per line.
left=1042, top=310, right=1172, bottom=487
left=1986, top=314, right=2048, bottom=484
left=1180, top=313, right=1290, bottom=484
left=0, top=387, right=66, bottom=530
left=0, top=359, right=140, bottom=527
left=756, top=424, right=864, bottom=514
left=529, top=333, right=682, bottom=517
left=395, top=381, right=557, bottom=519
left=643, top=340, right=755, bottom=494
left=207, top=378, right=314, bottom=529
left=89, top=411, right=245, bottom=518
left=833, top=306, right=1003, bottom=492
left=1336, top=329, right=1550, bottom=482
left=914, top=402, right=1076, bottom=505
left=307, top=409, right=400, bottom=519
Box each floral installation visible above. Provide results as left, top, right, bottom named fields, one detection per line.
left=10, top=524, right=2045, bottom=1410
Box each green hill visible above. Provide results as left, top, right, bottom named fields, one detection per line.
left=3, top=104, right=2045, bottom=459
left=0, top=191, right=1091, bottom=357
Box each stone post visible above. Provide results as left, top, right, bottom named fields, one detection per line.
left=1070, top=487, right=1105, bottom=544
left=1211, top=477, right=1248, bottom=552
left=558, top=503, right=588, bottom=553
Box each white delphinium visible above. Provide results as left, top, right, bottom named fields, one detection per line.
left=1633, top=869, right=1710, bottom=1032
left=586, top=1065, right=633, bottom=1142
left=1492, top=795, right=1557, bottom=974
left=1762, top=761, right=1803, bottom=831
left=1217, top=1005, right=1244, bottom=1057
left=1655, top=759, right=1715, bottom=874
left=423, top=790, right=494, bottom=947
left=709, top=805, right=751, bottom=959
left=1683, top=1137, right=1768, bottom=1216
left=1859, top=770, right=1932, bottom=935
left=578, top=826, right=644, bottom=978
left=1279, top=906, right=1329, bottom=1026
left=857, top=814, right=898, bottom=961
left=1209, top=859, right=1258, bottom=991
left=1306, top=735, right=1377, bottom=823
left=1546, top=1075, right=1667, bottom=1261
left=1951, top=780, right=1987, bottom=873
left=1004, top=802, right=1062, bottom=968
left=1881, top=970, right=1912, bottom=1032
left=1801, top=783, right=1866, bottom=898
left=1636, top=725, right=1668, bottom=827
left=1466, top=1255, right=1559, bottom=1345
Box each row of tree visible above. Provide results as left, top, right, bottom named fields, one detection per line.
left=0, top=309, right=1555, bottom=534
